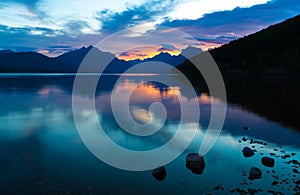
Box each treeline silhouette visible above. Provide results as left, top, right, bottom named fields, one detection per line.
left=178, top=14, right=300, bottom=79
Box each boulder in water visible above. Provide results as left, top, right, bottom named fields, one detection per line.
left=152, top=166, right=167, bottom=181
left=261, top=157, right=275, bottom=167
left=185, top=153, right=205, bottom=175
left=248, top=167, right=262, bottom=180
left=242, top=147, right=255, bottom=157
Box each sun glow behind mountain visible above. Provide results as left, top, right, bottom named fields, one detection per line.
left=116, top=46, right=181, bottom=61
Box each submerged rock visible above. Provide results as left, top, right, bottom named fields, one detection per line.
left=213, top=184, right=224, bottom=191
left=152, top=166, right=167, bottom=181
left=242, top=147, right=255, bottom=158
left=261, top=157, right=275, bottom=167
left=248, top=167, right=262, bottom=180
left=185, top=153, right=205, bottom=175
left=293, top=169, right=300, bottom=174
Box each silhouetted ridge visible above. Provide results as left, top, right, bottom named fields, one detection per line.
left=0, top=45, right=201, bottom=73
left=178, top=14, right=300, bottom=77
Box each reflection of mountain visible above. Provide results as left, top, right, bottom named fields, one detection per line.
left=224, top=76, right=300, bottom=131
left=0, top=46, right=201, bottom=73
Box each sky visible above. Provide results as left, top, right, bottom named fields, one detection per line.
left=0, top=0, right=299, bottom=59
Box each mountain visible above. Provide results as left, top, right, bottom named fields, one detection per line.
left=0, top=45, right=201, bottom=73
left=56, top=45, right=115, bottom=66
left=0, top=51, right=72, bottom=73
left=181, top=46, right=202, bottom=58
left=178, top=14, right=300, bottom=78
left=129, top=46, right=202, bottom=66
left=0, top=50, right=14, bottom=54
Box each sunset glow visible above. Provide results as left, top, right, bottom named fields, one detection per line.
left=116, top=46, right=181, bottom=61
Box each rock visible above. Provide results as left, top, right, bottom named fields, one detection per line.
left=185, top=153, right=205, bottom=175
left=152, top=166, right=167, bottom=181
left=261, top=157, right=275, bottom=167
left=293, top=169, right=300, bottom=174
left=213, top=184, right=224, bottom=191
left=248, top=167, right=262, bottom=180
left=242, top=147, right=255, bottom=158
left=242, top=137, right=247, bottom=142
left=272, top=181, right=279, bottom=185
left=248, top=188, right=258, bottom=195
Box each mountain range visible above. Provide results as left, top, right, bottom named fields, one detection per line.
left=2, top=14, right=299, bottom=74
left=0, top=45, right=201, bottom=73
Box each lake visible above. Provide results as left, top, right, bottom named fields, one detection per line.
left=0, top=74, right=299, bottom=194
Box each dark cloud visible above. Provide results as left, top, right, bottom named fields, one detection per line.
left=0, top=45, right=37, bottom=52
left=162, top=0, right=300, bottom=45
left=193, top=35, right=237, bottom=44
left=137, top=53, right=148, bottom=57
left=0, top=0, right=45, bottom=18
left=65, top=20, right=92, bottom=34
left=160, top=43, right=177, bottom=50
left=97, top=0, right=177, bottom=33
left=0, top=0, right=40, bottom=9
left=119, top=52, right=130, bottom=56
left=158, top=47, right=174, bottom=52
left=0, top=25, right=100, bottom=55
left=47, top=45, right=73, bottom=49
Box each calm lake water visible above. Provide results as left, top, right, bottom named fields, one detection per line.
left=0, top=74, right=299, bottom=194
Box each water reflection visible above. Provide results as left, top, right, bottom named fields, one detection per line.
left=0, top=74, right=300, bottom=194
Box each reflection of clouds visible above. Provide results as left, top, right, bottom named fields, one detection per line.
left=37, top=86, right=64, bottom=97
left=130, top=107, right=153, bottom=124
left=198, top=93, right=221, bottom=105
left=113, top=80, right=161, bottom=103
left=0, top=108, right=72, bottom=141
left=95, top=79, right=223, bottom=123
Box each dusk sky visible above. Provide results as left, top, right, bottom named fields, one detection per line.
left=0, top=0, right=299, bottom=59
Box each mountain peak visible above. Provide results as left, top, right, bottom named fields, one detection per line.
left=181, top=46, right=202, bottom=58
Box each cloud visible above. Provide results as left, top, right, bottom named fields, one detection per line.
left=137, top=53, right=148, bottom=57
left=163, top=0, right=300, bottom=46
left=160, top=43, right=178, bottom=50
left=97, top=0, right=177, bottom=34
left=0, top=24, right=101, bottom=56
left=119, top=52, right=131, bottom=57
left=166, top=0, right=271, bottom=20
left=158, top=47, right=174, bottom=52
left=0, top=0, right=299, bottom=56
